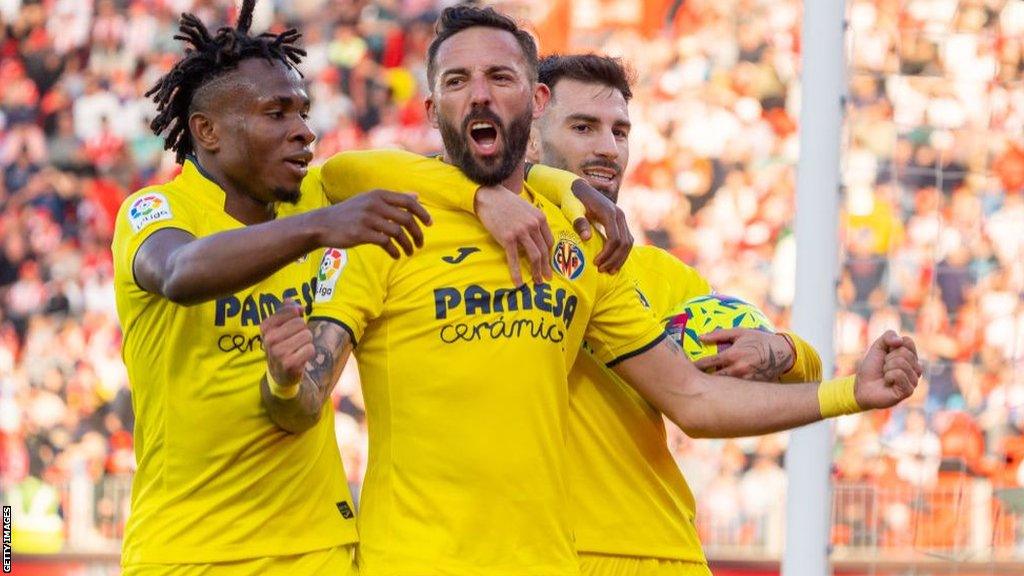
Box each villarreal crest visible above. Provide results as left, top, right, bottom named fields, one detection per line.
left=552, top=238, right=585, bottom=281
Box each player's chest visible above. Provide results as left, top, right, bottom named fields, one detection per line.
left=192, top=256, right=317, bottom=356
left=382, top=233, right=596, bottom=348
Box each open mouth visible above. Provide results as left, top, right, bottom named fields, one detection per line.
left=284, top=152, right=312, bottom=175
left=583, top=166, right=618, bottom=184
left=469, top=121, right=500, bottom=155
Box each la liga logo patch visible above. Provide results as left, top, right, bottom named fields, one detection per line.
left=315, top=248, right=348, bottom=302
left=552, top=238, right=585, bottom=281
left=128, top=193, right=172, bottom=232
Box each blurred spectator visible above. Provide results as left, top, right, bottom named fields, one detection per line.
left=0, top=0, right=1021, bottom=554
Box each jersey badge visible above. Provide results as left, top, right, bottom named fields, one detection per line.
left=128, top=192, right=172, bottom=232
left=315, top=248, right=348, bottom=302
left=553, top=238, right=585, bottom=281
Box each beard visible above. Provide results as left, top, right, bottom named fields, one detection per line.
left=439, top=105, right=533, bottom=186
left=538, top=139, right=622, bottom=202
left=272, top=186, right=301, bottom=204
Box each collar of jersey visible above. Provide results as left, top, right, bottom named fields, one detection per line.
left=179, top=156, right=230, bottom=206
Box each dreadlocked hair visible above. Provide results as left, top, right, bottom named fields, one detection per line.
left=146, top=0, right=306, bottom=164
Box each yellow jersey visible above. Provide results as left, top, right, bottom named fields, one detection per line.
left=312, top=157, right=666, bottom=576
left=565, top=245, right=821, bottom=560
left=112, top=160, right=357, bottom=565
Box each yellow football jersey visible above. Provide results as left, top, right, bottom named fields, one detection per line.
left=568, top=246, right=710, bottom=561
left=568, top=245, right=820, bottom=560
left=311, top=159, right=665, bottom=576
left=112, top=161, right=357, bottom=565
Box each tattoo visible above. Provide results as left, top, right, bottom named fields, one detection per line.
left=261, top=321, right=353, bottom=434
left=737, top=337, right=791, bottom=381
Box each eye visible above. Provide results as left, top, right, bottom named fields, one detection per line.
left=572, top=124, right=592, bottom=134
left=267, top=110, right=285, bottom=119
left=300, top=110, right=310, bottom=120
left=493, top=73, right=513, bottom=83
left=614, top=128, right=629, bottom=139
left=445, top=77, right=465, bottom=88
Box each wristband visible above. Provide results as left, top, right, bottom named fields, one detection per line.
left=818, top=375, right=861, bottom=418
left=267, top=369, right=300, bottom=399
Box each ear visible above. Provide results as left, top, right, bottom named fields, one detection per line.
left=188, top=111, right=220, bottom=154
left=526, top=125, right=541, bottom=164
left=531, top=82, right=551, bottom=121
left=425, top=94, right=439, bottom=129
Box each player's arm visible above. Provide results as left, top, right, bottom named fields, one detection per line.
left=527, top=163, right=633, bottom=273
left=611, top=331, right=921, bottom=438
left=321, top=150, right=551, bottom=284
left=133, top=192, right=430, bottom=305
left=689, top=327, right=822, bottom=382
left=258, top=304, right=353, bottom=433
left=320, top=150, right=632, bottom=282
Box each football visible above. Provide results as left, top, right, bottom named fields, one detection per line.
left=663, top=294, right=776, bottom=361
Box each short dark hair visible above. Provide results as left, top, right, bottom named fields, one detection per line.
left=426, top=5, right=539, bottom=89
left=538, top=54, right=634, bottom=101
left=147, top=0, right=306, bottom=164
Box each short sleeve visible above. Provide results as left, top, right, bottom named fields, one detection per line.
left=112, top=189, right=198, bottom=290
left=585, top=259, right=668, bottom=367
left=309, top=244, right=393, bottom=345
left=779, top=331, right=823, bottom=383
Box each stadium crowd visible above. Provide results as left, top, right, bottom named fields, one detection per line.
left=0, top=0, right=1022, bottom=554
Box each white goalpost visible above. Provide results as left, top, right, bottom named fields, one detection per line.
left=782, top=0, right=847, bottom=574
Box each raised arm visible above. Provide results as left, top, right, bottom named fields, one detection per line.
left=258, top=303, right=354, bottom=434
left=612, top=331, right=921, bottom=438
left=134, top=192, right=430, bottom=305
left=319, top=150, right=633, bottom=283
left=526, top=163, right=633, bottom=273
left=321, top=149, right=552, bottom=285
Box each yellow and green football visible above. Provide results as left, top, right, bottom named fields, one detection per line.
left=663, top=294, right=775, bottom=362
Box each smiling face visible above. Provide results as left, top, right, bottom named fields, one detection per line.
left=191, top=59, right=315, bottom=204
left=532, top=79, right=631, bottom=202
left=426, top=27, right=548, bottom=188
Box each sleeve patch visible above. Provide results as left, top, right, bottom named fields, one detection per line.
left=128, top=192, right=173, bottom=232
left=315, top=248, right=348, bottom=302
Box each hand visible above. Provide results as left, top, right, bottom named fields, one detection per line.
left=854, top=331, right=923, bottom=410
left=260, top=301, right=314, bottom=388
left=570, top=179, right=632, bottom=273
left=475, top=185, right=554, bottom=286
left=310, top=190, right=432, bottom=259
left=693, top=329, right=795, bottom=380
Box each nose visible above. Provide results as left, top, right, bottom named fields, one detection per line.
left=291, top=116, right=316, bottom=147
left=468, top=76, right=492, bottom=108
left=594, top=128, right=619, bottom=161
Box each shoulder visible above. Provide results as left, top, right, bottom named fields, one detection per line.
left=115, top=181, right=189, bottom=235
left=634, top=246, right=707, bottom=284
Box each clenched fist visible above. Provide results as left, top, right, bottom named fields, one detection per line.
left=854, top=330, right=924, bottom=410
left=260, top=301, right=313, bottom=388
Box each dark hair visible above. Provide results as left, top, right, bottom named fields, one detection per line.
left=426, top=5, right=538, bottom=89
left=147, top=0, right=306, bottom=164
left=538, top=54, right=634, bottom=101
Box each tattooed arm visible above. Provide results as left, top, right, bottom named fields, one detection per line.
left=692, top=328, right=795, bottom=381
left=259, top=303, right=354, bottom=434
left=612, top=332, right=921, bottom=438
